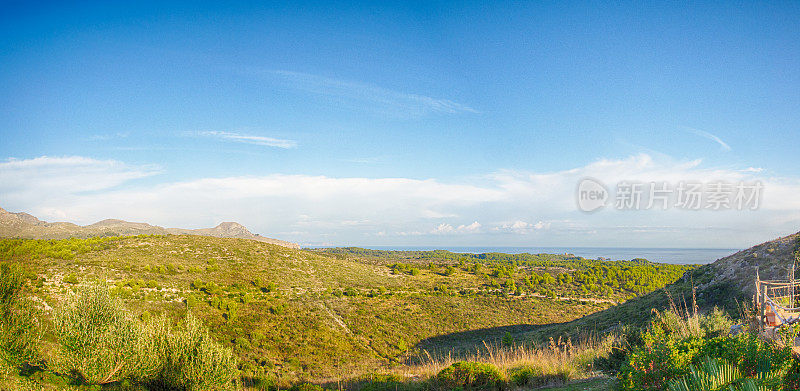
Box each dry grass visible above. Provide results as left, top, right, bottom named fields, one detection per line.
left=392, top=334, right=615, bottom=385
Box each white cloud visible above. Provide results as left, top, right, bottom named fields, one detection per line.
left=687, top=127, right=732, bottom=151
left=493, top=220, right=551, bottom=234
left=199, top=131, right=297, bottom=149
left=431, top=223, right=455, bottom=234
left=0, top=156, right=158, bottom=215
left=431, top=221, right=482, bottom=235
left=2, top=154, right=800, bottom=247
left=266, top=70, right=478, bottom=118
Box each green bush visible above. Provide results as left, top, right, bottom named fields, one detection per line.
left=618, top=309, right=796, bottom=391
left=509, top=365, right=570, bottom=387
left=435, top=361, right=505, bottom=391
left=501, top=331, right=514, bottom=347
left=52, top=283, right=162, bottom=384
left=158, top=312, right=239, bottom=391
left=52, top=283, right=238, bottom=390
left=289, top=383, right=325, bottom=391
left=356, top=373, right=407, bottom=391
left=0, top=263, right=41, bottom=368
left=63, top=273, right=79, bottom=285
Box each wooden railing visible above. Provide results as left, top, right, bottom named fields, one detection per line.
left=757, top=277, right=800, bottom=329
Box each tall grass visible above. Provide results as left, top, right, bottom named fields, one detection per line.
left=391, top=334, right=614, bottom=387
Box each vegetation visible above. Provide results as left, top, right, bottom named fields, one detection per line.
left=435, top=362, right=505, bottom=391
left=614, top=304, right=799, bottom=391
left=4, top=276, right=238, bottom=390
left=1, top=234, right=794, bottom=390
left=0, top=263, right=41, bottom=369
left=333, top=247, right=693, bottom=301
left=52, top=282, right=162, bottom=384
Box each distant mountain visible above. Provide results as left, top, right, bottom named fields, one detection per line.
left=0, top=207, right=299, bottom=249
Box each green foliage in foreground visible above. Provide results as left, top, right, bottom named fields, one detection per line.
left=158, top=312, right=240, bottom=391
left=0, top=235, right=740, bottom=390
left=0, top=263, right=41, bottom=368
left=48, top=282, right=238, bottom=390
left=53, top=283, right=161, bottom=384
left=617, top=308, right=799, bottom=391
left=667, top=356, right=786, bottom=391
left=435, top=362, right=505, bottom=391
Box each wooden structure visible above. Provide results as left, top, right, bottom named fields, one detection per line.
left=756, top=266, right=800, bottom=331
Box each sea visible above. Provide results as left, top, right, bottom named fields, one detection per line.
left=353, top=246, right=740, bottom=265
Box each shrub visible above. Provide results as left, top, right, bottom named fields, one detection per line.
left=435, top=361, right=505, bottom=391
left=289, top=383, right=324, bottom=391
left=618, top=308, right=796, bottom=391
left=0, top=263, right=41, bottom=368
left=699, top=308, right=734, bottom=338
left=357, top=373, right=406, bottom=391
left=234, top=337, right=251, bottom=351
left=501, top=331, right=514, bottom=347
left=63, top=273, right=79, bottom=285
left=51, top=283, right=162, bottom=384
left=270, top=303, right=287, bottom=315
left=158, top=312, right=239, bottom=391
left=509, top=365, right=571, bottom=387
left=344, top=288, right=358, bottom=297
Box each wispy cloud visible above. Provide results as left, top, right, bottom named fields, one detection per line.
left=87, top=132, right=129, bottom=141
left=265, top=70, right=478, bottom=118
left=687, top=127, right=732, bottom=151
left=199, top=131, right=297, bottom=149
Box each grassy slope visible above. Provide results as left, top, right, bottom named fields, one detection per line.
left=0, top=235, right=696, bottom=384
left=3, top=236, right=612, bottom=380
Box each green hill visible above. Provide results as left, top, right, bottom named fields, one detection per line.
left=0, top=234, right=691, bottom=385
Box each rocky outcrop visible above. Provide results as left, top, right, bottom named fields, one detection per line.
left=697, top=231, right=799, bottom=300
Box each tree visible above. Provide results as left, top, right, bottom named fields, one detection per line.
left=502, top=331, right=514, bottom=347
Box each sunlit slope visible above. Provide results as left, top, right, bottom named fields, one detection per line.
left=1, top=235, right=683, bottom=379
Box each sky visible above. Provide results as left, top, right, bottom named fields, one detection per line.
left=1, top=1, right=799, bottom=249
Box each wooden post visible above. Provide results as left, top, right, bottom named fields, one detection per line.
left=761, top=283, right=767, bottom=332
left=789, top=259, right=794, bottom=308
left=756, top=266, right=764, bottom=332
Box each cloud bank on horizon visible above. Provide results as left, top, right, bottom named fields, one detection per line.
left=1, top=154, right=798, bottom=248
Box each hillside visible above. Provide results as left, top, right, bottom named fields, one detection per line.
left=521, top=231, right=800, bottom=342
left=699, top=231, right=800, bottom=297
left=0, top=206, right=299, bottom=249
left=4, top=224, right=796, bottom=388
left=0, top=234, right=692, bottom=385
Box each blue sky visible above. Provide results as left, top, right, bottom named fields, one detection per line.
left=1, top=1, right=799, bottom=248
